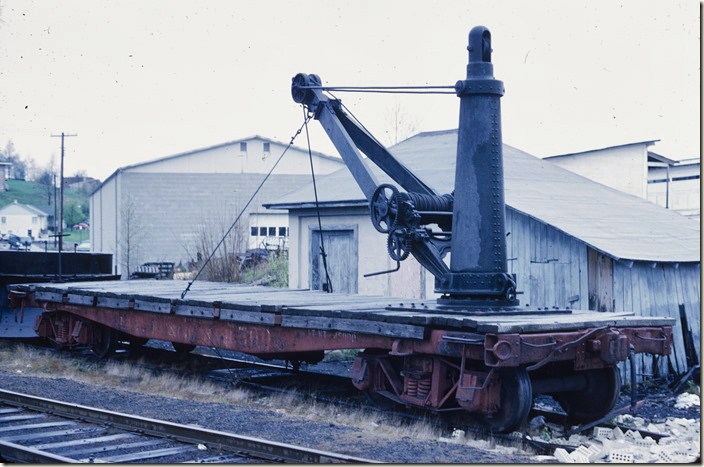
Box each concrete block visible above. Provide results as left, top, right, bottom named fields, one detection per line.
left=607, top=449, right=634, bottom=463
left=655, top=450, right=674, bottom=463
left=612, top=427, right=625, bottom=440
left=593, top=426, right=613, bottom=440
left=573, top=445, right=591, bottom=458
left=553, top=448, right=574, bottom=463
left=633, top=437, right=656, bottom=448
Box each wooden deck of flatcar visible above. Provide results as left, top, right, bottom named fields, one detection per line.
left=9, top=279, right=673, bottom=337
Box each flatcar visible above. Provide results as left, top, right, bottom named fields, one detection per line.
left=7, top=26, right=674, bottom=433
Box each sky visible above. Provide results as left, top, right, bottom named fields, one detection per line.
left=0, top=0, right=700, bottom=180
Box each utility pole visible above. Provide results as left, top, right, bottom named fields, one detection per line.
left=50, top=132, right=77, bottom=281
left=53, top=174, right=57, bottom=248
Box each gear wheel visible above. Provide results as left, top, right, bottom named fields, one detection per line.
left=387, top=230, right=412, bottom=261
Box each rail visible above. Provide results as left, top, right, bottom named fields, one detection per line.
left=0, top=389, right=376, bottom=463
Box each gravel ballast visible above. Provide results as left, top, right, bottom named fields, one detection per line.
left=0, top=371, right=533, bottom=463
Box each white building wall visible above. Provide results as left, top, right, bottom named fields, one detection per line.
left=546, top=144, right=649, bottom=198
left=248, top=211, right=289, bottom=250
left=647, top=162, right=700, bottom=218
left=90, top=137, right=342, bottom=277
left=90, top=174, right=119, bottom=265
left=0, top=204, right=48, bottom=237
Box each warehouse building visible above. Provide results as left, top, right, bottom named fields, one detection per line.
left=90, top=135, right=343, bottom=276
left=266, top=129, right=700, bottom=378
left=544, top=141, right=700, bottom=219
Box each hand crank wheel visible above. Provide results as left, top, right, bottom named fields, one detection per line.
left=369, top=184, right=399, bottom=233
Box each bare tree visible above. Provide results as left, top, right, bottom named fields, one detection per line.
left=383, top=99, right=422, bottom=146
left=36, top=156, right=56, bottom=205
left=183, top=203, right=248, bottom=283
left=120, top=194, right=144, bottom=278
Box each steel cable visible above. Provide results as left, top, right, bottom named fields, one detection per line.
left=303, top=107, right=334, bottom=293
left=180, top=114, right=311, bottom=299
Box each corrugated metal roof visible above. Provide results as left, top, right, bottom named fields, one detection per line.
left=267, top=129, right=700, bottom=263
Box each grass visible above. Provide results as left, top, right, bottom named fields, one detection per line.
left=62, top=229, right=89, bottom=245
left=0, top=342, right=530, bottom=457
left=240, top=254, right=288, bottom=287
left=0, top=179, right=88, bottom=214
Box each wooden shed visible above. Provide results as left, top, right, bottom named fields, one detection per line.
left=266, top=130, right=700, bottom=379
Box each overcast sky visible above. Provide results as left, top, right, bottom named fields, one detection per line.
left=0, top=0, right=699, bottom=180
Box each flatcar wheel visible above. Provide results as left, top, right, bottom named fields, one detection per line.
left=90, top=326, right=117, bottom=359
left=172, top=342, right=196, bottom=356
left=482, top=367, right=532, bottom=433
left=554, top=366, right=621, bottom=424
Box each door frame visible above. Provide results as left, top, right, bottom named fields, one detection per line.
left=308, top=224, right=358, bottom=294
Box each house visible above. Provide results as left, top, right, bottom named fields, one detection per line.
left=0, top=200, right=49, bottom=237
left=266, top=129, right=700, bottom=378
left=89, top=135, right=343, bottom=276
left=544, top=142, right=700, bottom=219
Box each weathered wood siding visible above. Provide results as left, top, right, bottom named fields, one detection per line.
left=614, top=261, right=700, bottom=381
left=505, top=209, right=589, bottom=310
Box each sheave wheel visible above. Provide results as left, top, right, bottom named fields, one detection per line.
left=90, top=325, right=117, bottom=359
left=482, top=367, right=532, bottom=433
left=554, top=366, right=621, bottom=424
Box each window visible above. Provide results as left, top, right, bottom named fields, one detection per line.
left=259, top=227, right=267, bottom=236
left=251, top=227, right=257, bottom=236
left=263, top=142, right=270, bottom=152
left=32, top=216, right=38, bottom=224
left=278, top=226, right=287, bottom=236
left=268, top=227, right=276, bottom=236
left=240, top=142, right=247, bottom=152
left=1, top=217, right=5, bottom=224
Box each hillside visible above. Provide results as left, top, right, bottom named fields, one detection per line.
left=0, top=179, right=90, bottom=224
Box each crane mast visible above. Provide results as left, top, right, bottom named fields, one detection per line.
left=291, top=26, right=517, bottom=308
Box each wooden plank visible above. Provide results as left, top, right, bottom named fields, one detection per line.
left=173, top=304, right=215, bottom=319
left=219, top=309, right=277, bottom=325
left=280, top=315, right=425, bottom=339
left=516, top=214, right=531, bottom=305
left=679, top=265, right=701, bottom=360
left=133, top=299, right=171, bottom=314
left=96, top=296, right=131, bottom=309
left=613, top=261, right=625, bottom=312
left=479, top=315, right=675, bottom=333
left=662, top=265, right=688, bottom=373
left=34, top=291, right=64, bottom=303
left=66, top=293, right=95, bottom=306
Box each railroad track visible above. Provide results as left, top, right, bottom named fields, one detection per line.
left=1, top=341, right=673, bottom=458
left=0, top=389, right=375, bottom=463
